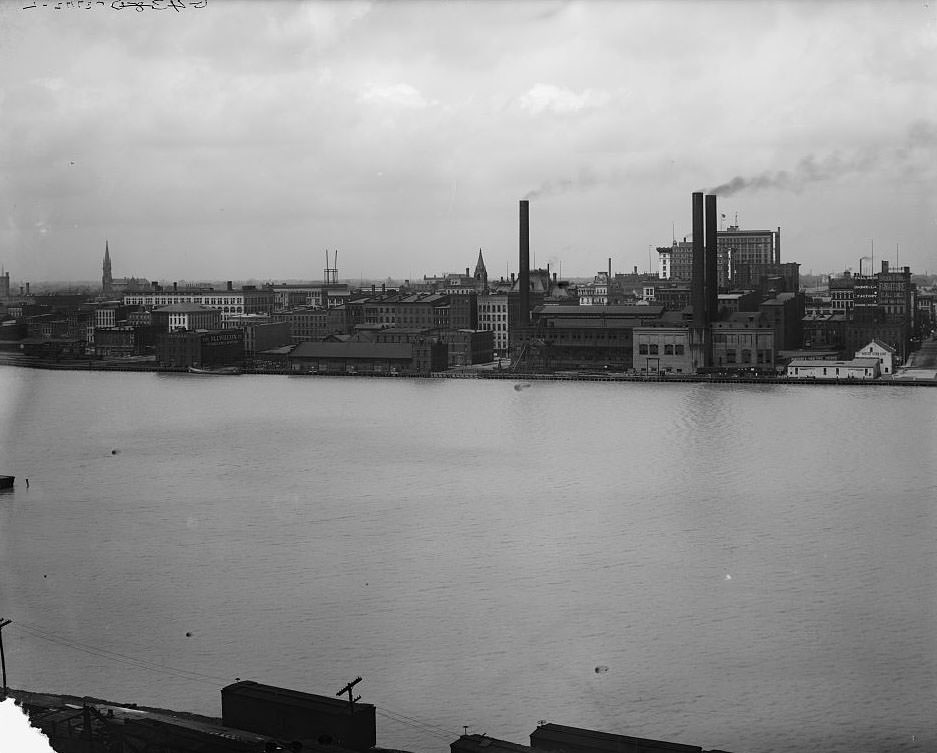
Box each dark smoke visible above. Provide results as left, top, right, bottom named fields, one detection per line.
left=708, top=119, right=937, bottom=197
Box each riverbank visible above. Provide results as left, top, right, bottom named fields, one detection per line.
left=1, top=354, right=935, bottom=386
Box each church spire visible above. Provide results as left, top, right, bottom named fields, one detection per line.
left=474, top=247, right=488, bottom=291
left=102, top=240, right=113, bottom=295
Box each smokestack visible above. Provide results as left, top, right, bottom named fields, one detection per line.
left=691, top=192, right=705, bottom=327
left=519, top=200, right=530, bottom=325
left=466, top=267, right=470, bottom=276
left=608, top=257, right=612, bottom=280
left=173, top=281, right=178, bottom=292
left=25, top=282, right=30, bottom=295
left=775, top=227, right=781, bottom=264
left=227, top=280, right=233, bottom=291
left=705, top=194, right=718, bottom=322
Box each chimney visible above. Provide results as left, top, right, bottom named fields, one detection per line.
left=227, top=281, right=233, bottom=291
left=510, top=272, right=515, bottom=284
left=705, top=194, right=718, bottom=322
left=25, top=282, right=30, bottom=295
left=691, top=192, right=705, bottom=327
left=882, top=260, right=889, bottom=274
left=634, top=265, right=638, bottom=275
left=553, top=272, right=557, bottom=282
left=466, top=267, right=470, bottom=276
left=775, top=227, right=781, bottom=264
left=519, top=200, right=530, bottom=326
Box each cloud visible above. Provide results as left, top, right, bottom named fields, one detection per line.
left=358, top=82, right=433, bottom=108
left=518, top=83, right=610, bottom=115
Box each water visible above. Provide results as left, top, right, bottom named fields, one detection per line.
left=1, top=367, right=936, bottom=753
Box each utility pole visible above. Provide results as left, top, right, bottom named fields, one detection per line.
left=336, top=676, right=362, bottom=713
left=0, top=618, right=11, bottom=698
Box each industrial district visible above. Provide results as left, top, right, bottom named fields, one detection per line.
left=2, top=191, right=936, bottom=751
left=1, top=192, right=936, bottom=383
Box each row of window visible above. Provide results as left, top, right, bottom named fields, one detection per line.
left=638, top=344, right=685, bottom=355
left=722, top=349, right=772, bottom=364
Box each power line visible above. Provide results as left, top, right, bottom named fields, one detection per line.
left=13, top=620, right=233, bottom=687
left=376, top=703, right=461, bottom=737
left=375, top=708, right=458, bottom=742
left=13, top=621, right=465, bottom=744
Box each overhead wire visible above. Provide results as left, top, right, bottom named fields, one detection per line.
left=12, top=620, right=468, bottom=744
left=375, top=708, right=459, bottom=742
left=13, top=620, right=233, bottom=687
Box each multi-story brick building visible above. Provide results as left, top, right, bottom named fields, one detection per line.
left=477, top=292, right=510, bottom=354
left=657, top=225, right=782, bottom=290
left=152, top=303, right=222, bottom=333
left=156, top=329, right=244, bottom=369
left=710, top=312, right=776, bottom=371
left=273, top=307, right=333, bottom=343
left=123, top=283, right=275, bottom=318
left=759, top=292, right=805, bottom=351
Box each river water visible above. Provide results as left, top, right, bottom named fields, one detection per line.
left=1, top=367, right=935, bottom=753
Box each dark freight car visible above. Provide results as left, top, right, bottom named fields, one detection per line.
left=221, top=680, right=376, bottom=751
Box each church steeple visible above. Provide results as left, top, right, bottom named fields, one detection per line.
left=473, top=248, right=488, bottom=291
left=102, top=240, right=113, bottom=295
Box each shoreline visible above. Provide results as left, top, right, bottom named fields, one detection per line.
left=1, top=356, right=935, bottom=386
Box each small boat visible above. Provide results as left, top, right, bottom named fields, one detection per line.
left=0, top=475, right=14, bottom=490
left=187, top=366, right=242, bottom=375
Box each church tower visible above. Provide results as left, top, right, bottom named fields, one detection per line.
left=473, top=248, right=488, bottom=292
left=102, top=241, right=113, bottom=296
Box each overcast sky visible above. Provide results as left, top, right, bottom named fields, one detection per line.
left=1, top=0, right=936, bottom=285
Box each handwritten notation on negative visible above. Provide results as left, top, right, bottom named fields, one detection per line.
left=23, top=0, right=207, bottom=11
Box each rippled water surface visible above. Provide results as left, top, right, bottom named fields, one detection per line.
left=1, top=368, right=936, bottom=753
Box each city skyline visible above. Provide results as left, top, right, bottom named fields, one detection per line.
left=2, top=0, right=936, bottom=282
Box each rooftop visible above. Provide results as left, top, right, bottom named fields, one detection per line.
left=222, top=680, right=374, bottom=715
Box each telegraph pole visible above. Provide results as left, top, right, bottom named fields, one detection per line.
left=0, top=618, right=11, bottom=698
left=336, top=676, right=362, bottom=713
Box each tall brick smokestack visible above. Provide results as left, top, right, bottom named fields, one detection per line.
left=705, top=194, right=718, bottom=322
left=519, top=200, right=530, bottom=326
left=691, top=192, right=705, bottom=327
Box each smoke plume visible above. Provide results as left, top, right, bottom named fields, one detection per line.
left=523, top=166, right=603, bottom=201
left=708, top=120, right=937, bottom=197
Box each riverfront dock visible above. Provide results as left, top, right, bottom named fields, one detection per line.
left=1, top=353, right=935, bottom=387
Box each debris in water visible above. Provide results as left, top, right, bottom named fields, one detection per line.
left=594, top=665, right=609, bottom=673
left=514, top=383, right=531, bottom=391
